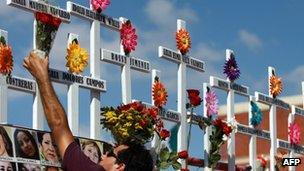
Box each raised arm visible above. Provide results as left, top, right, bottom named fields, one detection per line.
left=23, top=51, right=74, bottom=158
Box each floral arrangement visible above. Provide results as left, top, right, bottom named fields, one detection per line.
left=207, top=118, right=234, bottom=168
left=0, top=36, right=13, bottom=75
left=101, top=79, right=183, bottom=170
left=120, top=20, right=137, bottom=55
left=91, top=0, right=110, bottom=13
left=250, top=101, right=263, bottom=127
left=269, top=75, right=282, bottom=98
left=185, top=87, right=235, bottom=169
left=66, top=40, right=89, bottom=74
left=256, top=155, right=267, bottom=171
left=152, top=76, right=168, bottom=107
left=223, top=53, right=240, bottom=82
left=176, top=29, right=191, bottom=55
left=288, top=122, right=301, bottom=145
left=35, top=11, right=61, bottom=57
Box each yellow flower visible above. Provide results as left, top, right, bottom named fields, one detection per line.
left=66, top=42, right=88, bottom=74
left=270, top=75, right=283, bottom=98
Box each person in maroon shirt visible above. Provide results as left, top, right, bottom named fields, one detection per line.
left=23, top=51, right=153, bottom=171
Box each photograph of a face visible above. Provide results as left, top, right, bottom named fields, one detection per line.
left=0, top=126, right=14, bottom=161
left=18, top=163, right=41, bottom=171
left=79, top=138, right=103, bottom=164
left=36, top=131, right=60, bottom=167
left=13, top=128, right=40, bottom=164
left=0, top=161, right=16, bottom=171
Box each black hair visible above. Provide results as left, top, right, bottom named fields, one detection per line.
left=117, top=143, right=153, bottom=171
left=13, top=129, right=39, bottom=160
left=0, top=126, right=13, bottom=157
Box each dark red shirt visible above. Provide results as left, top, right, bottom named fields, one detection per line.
left=62, top=141, right=105, bottom=171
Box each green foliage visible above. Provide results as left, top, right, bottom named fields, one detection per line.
left=157, top=147, right=181, bottom=170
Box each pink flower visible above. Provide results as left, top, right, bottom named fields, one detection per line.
left=91, top=0, right=110, bottom=13
left=205, top=89, right=218, bottom=117
left=289, top=122, right=301, bottom=145
left=120, top=20, right=138, bottom=55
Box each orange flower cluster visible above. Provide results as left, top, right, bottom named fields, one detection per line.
left=152, top=80, right=168, bottom=107
left=270, top=75, right=283, bottom=98
left=176, top=29, right=191, bottom=55
left=0, top=43, right=13, bottom=75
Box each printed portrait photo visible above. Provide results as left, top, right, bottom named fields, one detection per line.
left=37, top=132, right=60, bottom=167
left=0, top=161, right=16, bottom=171
left=0, top=126, right=14, bottom=160
left=18, top=163, right=41, bottom=171
left=79, top=138, right=103, bottom=164
left=13, top=129, right=40, bottom=161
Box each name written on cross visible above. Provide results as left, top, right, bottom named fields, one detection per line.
left=256, top=92, right=290, bottom=110
left=160, top=46, right=204, bottom=72
left=48, top=69, right=106, bottom=91
left=6, top=76, right=35, bottom=93
left=237, top=124, right=270, bottom=140
left=8, top=0, right=70, bottom=22
left=278, top=140, right=304, bottom=154
left=210, top=76, right=249, bottom=95
left=67, top=1, right=119, bottom=31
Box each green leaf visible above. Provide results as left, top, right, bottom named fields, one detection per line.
left=160, top=148, right=170, bottom=161
left=172, top=161, right=182, bottom=170
left=159, top=161, right=170, bottom=169
left=169, top=151, right=178, bottom=161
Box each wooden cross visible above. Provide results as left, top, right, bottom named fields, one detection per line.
left=208, top=49, right=250, bottom=171
left=158, top=19, right=205, bottom=167
left=254, top=66, right=291, bottom=171
left=101, top=17, right=151, bottom=104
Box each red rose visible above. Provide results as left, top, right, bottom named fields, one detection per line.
left=178, top=150, right=189, bottom=159
left=51, top=17, right=61, bottom=28
left=35, top=12, right=51, bottom=25
left=148, top=108, right=158, bottom=119
left=159, top=129, right=170, bottom=140
left=139, top=120, right=147, bottom=127
left=222, top=122, right=232, bottom=136
left=213, top=118, right=224, bottom=127
left=186, top=89, right=201, bottom=107
left=181, top=169, right=189, bottom=171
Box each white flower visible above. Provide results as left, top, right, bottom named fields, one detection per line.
left=222, top=134, right=228, bottom=141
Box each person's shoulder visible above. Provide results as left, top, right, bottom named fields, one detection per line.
left=62, top=141, right=105, bottom=171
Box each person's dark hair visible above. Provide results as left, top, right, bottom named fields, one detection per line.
left=0, top=126, right=13, bottom=157
left=102, top=142, right=113, bottom=155
left=81, top=140, right=101, bottom=162
left=117, top=143, right=153, bottom=171
left=37, top=131, right=47, bottom=144
left=13, top=129, right=39, bottom=160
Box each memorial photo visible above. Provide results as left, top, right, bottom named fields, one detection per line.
left=18, top=163, right=41, bottom=171
left=37, top=132, right=60, bottom=166
left=0, top=161, right=16, bottom=171
left=0, top=126, right=14, bottom=158
left=80, top=139, right=102, bottom=164
left=14, top=129, right=39, bottom=160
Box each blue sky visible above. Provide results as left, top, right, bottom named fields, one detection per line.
left=1, top=0, right=304, bottom=169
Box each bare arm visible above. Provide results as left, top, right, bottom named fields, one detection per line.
left=23, top=51, right=74, bottom=158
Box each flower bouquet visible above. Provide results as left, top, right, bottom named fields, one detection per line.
left=34, top=10, right=61, bottom=57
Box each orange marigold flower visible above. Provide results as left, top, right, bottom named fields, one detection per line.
left=270, top=75, right=282, bottom=98
left=152, top=81, right=168, bottom=107
left=0, top=43, right=13, bottom=75
left=176, top=29, right=191, bottom=55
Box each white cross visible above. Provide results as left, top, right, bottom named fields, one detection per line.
left=101, top=17, right=151, bottom=104
left=254, top=66, right=291, bottom=171
left=66, top=1, right=120, bottom=139
left=158, top=19, right=205, bottom=168
left=275, top=84, right=304, bottom=171
left=6, top=0, right=71, bottom=130
left=208, top=49, right=249, bottom=171
left=134, top=69, right=181, bottom=146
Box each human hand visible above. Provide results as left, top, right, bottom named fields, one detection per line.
left=23, top=51, right=49, bottom=83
